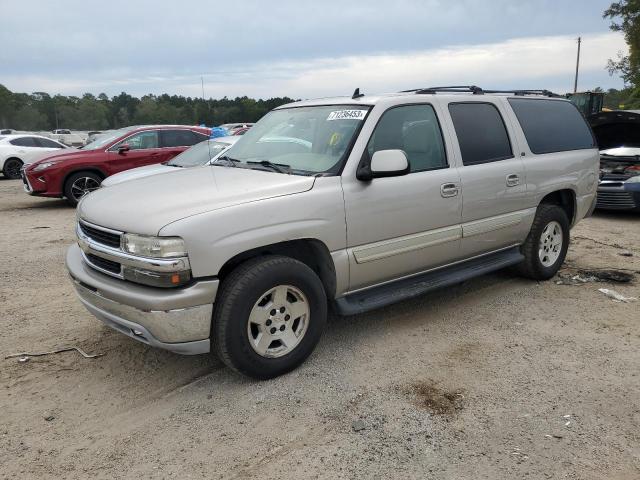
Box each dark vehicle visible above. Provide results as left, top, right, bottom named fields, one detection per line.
left=589, top=110, right=640, bottom=211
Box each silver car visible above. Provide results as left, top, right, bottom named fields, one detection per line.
left=66, top=86, right=598, bottom=379
left=101, top=136, right=240, bottom=187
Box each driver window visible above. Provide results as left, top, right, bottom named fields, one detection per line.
left=367, top=105, right=447, bottom=172
left=118, top=131, right=159, bottom=150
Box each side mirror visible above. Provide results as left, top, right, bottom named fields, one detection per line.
left=118, top=143, right=130, bottom=154
left=358, top=149, right=409, bottom=181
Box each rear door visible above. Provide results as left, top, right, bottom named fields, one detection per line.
left=10, top=137, right=41, bottom=163
left=445, top=100, right=530, bottom=258
left=342, top=103, right=463, bottom=291
left=160, top=129, right=209, bottom=161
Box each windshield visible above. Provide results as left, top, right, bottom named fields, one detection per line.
left=81, top=127, right=138, bottom=150
left=167, top=140, right=230, bottom=167
left=225, top=105, right=370, bottom=174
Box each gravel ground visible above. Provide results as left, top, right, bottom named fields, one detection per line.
left=1, top=178, right=639, bottom=479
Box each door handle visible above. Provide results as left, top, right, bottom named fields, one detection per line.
left=440, top=183, right=460, bottom=198
left=506, top=174, right=520, bottom=187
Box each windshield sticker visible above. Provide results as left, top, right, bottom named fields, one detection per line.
left=326, top=110, right=367, bottom=121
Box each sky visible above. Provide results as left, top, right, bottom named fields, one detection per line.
left=0, top=0, right=629, bottom=99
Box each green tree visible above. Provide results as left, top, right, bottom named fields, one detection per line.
left=604, top=1, right=640, bottom=86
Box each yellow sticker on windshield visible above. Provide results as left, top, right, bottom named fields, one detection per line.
left=327, top=110, right=366, bottom=121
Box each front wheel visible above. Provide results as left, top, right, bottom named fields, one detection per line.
left=64, top=171, right=102, bottom=206
left=515, top=204, right=570, bottom=280
left=212, top=255, right=327, bottom=379
left=3, top=158, right=23, bottom=179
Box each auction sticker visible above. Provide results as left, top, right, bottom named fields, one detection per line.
left=327, top=110, right=367, bottom=121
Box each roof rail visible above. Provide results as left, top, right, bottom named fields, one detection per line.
left=400, top=86, right=560, bottom=97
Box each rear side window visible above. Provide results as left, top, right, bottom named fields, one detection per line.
left=36, top=138, right=65, bottom=148
left=449, top=103, right=513, bottom=165
left=508, top=98, right=595, bottom=154
left=10, top=137, right=39, bottom=147
left=367, top=104, right=447, bottom=172
left=161, top=129, right=204, bottom=147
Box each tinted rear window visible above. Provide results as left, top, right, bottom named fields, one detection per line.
left=508, top=98, right=595, bottom=154
left=448, top=102, right=513, bottom=165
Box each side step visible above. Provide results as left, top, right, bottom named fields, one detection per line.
left=334, top=247, right=524, bottom=316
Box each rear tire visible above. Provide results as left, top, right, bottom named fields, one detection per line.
left=515, top=204, right=570, bottom=280
left=63, top=171, right=102, bottom=206
left=3, top=158, right=23, bottom=179
left=212, top=255, right=327, bottom=379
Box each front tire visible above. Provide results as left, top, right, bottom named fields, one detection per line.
left=515, top=204, right=570, bottom=280
left=3, top=158, right=23, bottom=179
left=212, top=255, right=327, bottom=379
left=63, top=171, right=102, bottom=206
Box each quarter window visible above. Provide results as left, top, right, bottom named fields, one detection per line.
left=449, top=103, right=513, bottom=165
left=508, top=98, right=595, bottom=154
left=367, top=104, right=447, bottom=172
left=36, top=138, right=65, bottom=148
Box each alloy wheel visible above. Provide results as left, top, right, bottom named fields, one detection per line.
left=538, top=220, right=563, bottom=267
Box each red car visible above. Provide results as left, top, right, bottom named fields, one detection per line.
left=22, top=125, right=211, bottom=205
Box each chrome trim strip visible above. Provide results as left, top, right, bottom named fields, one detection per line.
left=79, top=218, right=124, bottom=236
left=352, top=225, right=462, bottom=264
left=76, top=223, right=190, bottom=273
left=462, top=208, right=534, bottom=238
left=80, top=249, right=123, bottom=279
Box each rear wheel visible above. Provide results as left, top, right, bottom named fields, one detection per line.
left=64, top=171, right=102, bottom=206
left=212, top=255, right=327, bottom=379
left=3, top=158, right=23, bottom=179
left=515, top=204, right=570, bottom=280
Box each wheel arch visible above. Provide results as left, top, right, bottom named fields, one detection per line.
left=62, top=167, right=107, bottom=191
left=217, top=239, right=337, bottom=299
left=539, top=189, right=576, bottom=225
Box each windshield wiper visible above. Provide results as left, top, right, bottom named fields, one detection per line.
left=246, top=160, right=291, bottom=174
left=215, top=155, right=240, bottom=168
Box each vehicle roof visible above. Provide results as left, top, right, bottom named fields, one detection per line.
left=125, top=124, right=211, bottom=131
left=0, top=133, right=65, bottom=141
left=277, top=91, right=569, bottom=109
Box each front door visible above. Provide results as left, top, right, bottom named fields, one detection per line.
left=107, top=130, right=165, bottom=174
left=342, top=103, right=463, bottom=291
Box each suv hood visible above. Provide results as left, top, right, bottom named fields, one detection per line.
left=78, top=165, right=316, bottom=234
left=28, top=147, right=98, bottom=168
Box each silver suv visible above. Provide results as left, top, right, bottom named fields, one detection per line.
left=66, top=86, right=599, bottom=379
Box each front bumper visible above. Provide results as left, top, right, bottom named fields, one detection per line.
left=596, top=181, right=640, bottom=211
left=66, top=244, right=218, bottom=354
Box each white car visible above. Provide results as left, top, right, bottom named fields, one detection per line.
left=101, top=136, right=240, bottom=187
left=0, top=134, right=70, bottom=179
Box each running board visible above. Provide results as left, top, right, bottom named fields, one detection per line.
left=334, top=247, right=524, bottom=316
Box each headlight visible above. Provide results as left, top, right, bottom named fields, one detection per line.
left=122, top=234, right=187, bottom=258
left=33, top=160, right=61, bottom=171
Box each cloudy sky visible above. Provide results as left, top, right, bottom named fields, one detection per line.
left=0, top=0, right=629, bottom=99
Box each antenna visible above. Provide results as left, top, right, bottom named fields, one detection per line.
left=352, top=88, right=364, bottom=99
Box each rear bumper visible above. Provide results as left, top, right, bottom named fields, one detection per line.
left=66, top=244, right=218, bottom=355
left=596, top=182, right=640, bottom=211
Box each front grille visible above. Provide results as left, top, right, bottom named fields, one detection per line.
left=80, top=222, right=121, bottom=248
left=86, top=253, right=121, bottom=274
left=596, top=191, right=637, bottom=209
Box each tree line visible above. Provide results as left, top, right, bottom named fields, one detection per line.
left=0, top=84, right=295, bottom=131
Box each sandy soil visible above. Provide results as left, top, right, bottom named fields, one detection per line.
left=1, top=177, right=639, bottom=480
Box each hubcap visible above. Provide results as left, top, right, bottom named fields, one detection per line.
left=538, top=220, right=563, bottom=267
left=247, top=284, right=309, bottom=358
left=70, top=177, right=101, bottom=200
left=5, top=160, right=22, bottom=179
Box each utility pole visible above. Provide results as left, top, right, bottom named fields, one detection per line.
left=201, top=76, right=205, bottom=102
left=573, top=36, right=581, bottom=93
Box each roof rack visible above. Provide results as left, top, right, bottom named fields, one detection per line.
left=400, top=86, right=560, bottom=97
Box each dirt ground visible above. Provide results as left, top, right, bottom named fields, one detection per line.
left=1, top=177, right=639, bottom=480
